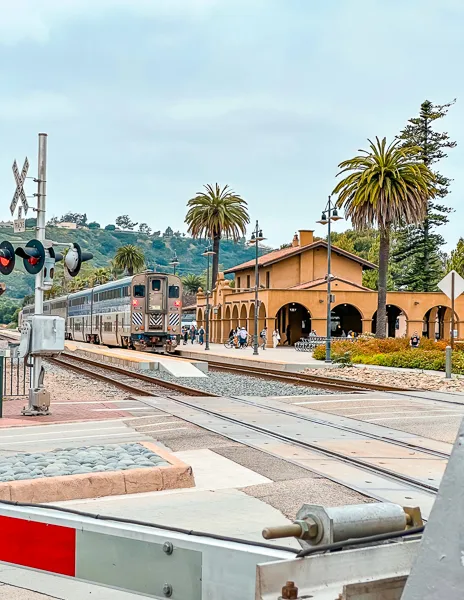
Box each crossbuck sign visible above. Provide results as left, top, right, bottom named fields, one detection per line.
left=10, top=157, right=29, bottom=215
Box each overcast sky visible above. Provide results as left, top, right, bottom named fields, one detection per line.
left=0, top=0, right=462, bottom=250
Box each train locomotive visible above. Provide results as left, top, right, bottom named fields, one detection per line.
left=19, top=272, right=182, bottom=353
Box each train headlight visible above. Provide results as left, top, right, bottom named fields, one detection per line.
left=135, top=326, right=139, bottom=331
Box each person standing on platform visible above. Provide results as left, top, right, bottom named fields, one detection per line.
left=260, top=327, right=268, bottom=350
left=198, top=326, right=205, bottom=345
left=238, top=327, right=248, bottom=348
left=183, top=326, right=189, bottom=345
left=272, top=328, right=280, bottom=348
left=190, top=325, right=196, bottom=344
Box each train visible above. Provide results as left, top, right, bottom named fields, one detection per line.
left=18, top=272, right=182, bottom=353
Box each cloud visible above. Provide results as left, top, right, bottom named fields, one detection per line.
left=0, top=0, right=218, bottom=44
left=0, top=91, right=75, bottom=120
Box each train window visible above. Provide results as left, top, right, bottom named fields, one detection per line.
left=104, top=322, right=113, bottom=332
left=134, top=285, right=145, bottom=298
left=169, top=285, right=180, bottom=299
left=151, top=280, right=161, bottom=291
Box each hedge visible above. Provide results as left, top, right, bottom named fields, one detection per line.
left=313, top=338, right=464, bottom=374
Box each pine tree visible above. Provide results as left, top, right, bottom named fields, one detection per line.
left=447, top=238, right=464, bottom=278
left=392, top=99, right=456, bottom=291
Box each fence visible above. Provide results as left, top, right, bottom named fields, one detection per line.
left=295, top=336, right=357, bottom=352
left=0, top=342, right=31, bottom=414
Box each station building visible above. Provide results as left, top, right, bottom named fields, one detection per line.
left=196, top=229, right=462, bottom=345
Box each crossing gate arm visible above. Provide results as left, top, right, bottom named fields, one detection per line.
left=0, top=502, right=295, bottom=600
left=256, top=539, right=420, bottom=600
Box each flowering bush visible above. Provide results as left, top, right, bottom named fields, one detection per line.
left=312, top=337, right=464, bottom=374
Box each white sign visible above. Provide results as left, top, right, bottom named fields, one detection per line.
left=10, top=157, right=29, bottom=215
left=437, top=270, right=464, bottom=300
left=14, top=218, right=25, bottom=233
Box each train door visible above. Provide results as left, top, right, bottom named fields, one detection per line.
left=147, top=275, right=167, bottom=332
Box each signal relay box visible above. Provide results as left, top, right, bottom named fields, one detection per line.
left=19, top=315, right=65, bottom=357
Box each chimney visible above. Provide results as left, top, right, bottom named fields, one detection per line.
left=292, top=233, right=299, bottom=247
left=299, top=230, right=314, bottom=246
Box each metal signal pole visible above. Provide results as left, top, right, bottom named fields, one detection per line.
left=24, top=133, right=49, bottom=415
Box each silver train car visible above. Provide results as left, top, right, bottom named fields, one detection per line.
left=19, top=272, right=182, bottom=353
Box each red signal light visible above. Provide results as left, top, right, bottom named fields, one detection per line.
left=27, top=257, right=39, bottom=266
left=0, top=257, right=10, bottom=267
left=174, top=301, right=181, bottom=307
left=132, top=299, right=138, bottom=307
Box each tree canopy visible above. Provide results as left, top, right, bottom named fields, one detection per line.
left=334, top=137, right=436, bottom=337
left=185, top=183, right=249, bottom=286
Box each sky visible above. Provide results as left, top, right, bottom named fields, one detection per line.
left=0, top=0, right=463, bottom=250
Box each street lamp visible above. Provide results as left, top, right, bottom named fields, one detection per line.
left=317, top=196, right=343, bottom=363
left=170, top=254, right=180, bottom=275
left=202, top=245, right=216, bottom=351
left=248, top=221, right=266, bottom=355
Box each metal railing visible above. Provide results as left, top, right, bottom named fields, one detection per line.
left=0, top=342, right=31, bottom=401
left=295, top=336, right=357, bottom=352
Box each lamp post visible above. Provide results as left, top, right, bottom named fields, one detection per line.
left=317, top=196, right=343, bottom=363
left=202, top=245, right=216, bottom=351
left=248, top=221, right=265, bottom=355
left=170, top=254, right=179, bottom=275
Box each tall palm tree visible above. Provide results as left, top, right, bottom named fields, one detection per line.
left=185, top=183, right=250, bottom=287
left=333, top=137, right=435, bottom=338
left=114, top=245, right=145, bottom=276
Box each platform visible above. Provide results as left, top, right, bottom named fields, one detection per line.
left=176, top=343, right=330, bottom=372
left=66, top=341, right=207, bottom=377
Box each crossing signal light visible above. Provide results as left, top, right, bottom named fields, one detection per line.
left=15, top=240, right=46, bottom=275
left=43, top=247, right=63, bottom=290
left=0, top=241, right=16, bottom=275
left=65, top=243, right=93, bottom=278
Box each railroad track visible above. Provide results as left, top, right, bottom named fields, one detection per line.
left=134, top=393, right=442, bottom=502
left=198, top=359, right=413, bottom=393
left=47, top=353, right=217, bottom=398
left=48, top=351, right=444, bottom=503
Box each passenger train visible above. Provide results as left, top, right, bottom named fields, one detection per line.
left=19, top=272, right=182, bottom=353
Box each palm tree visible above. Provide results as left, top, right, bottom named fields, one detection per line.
left=88, top=268, right=112, bottom=287
left=181, top=273, right=205, bottom=294
left=114, top=245, right=145, bottom=276
left=185, top=183, right=250, bottom=287
left=333, top=137, right=435, bottom=338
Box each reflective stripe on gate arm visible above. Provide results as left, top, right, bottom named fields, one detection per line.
left=0, top=516, right=76, bottom=576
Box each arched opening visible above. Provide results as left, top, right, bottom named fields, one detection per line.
left=239, top=304, right=248, bottom=328
left=249, top=302, right=255, bottom=334
left=422, top=306, right=459, bottom=340
left=372, top=305, right=407, bottom=338
left=224, top=305, right=231, bottom=340
left=331, top=304, right=362, bottom=337
left=276, top=303, right=312, bottom=345
left=231, top=305, right=239, bottom=330
left=258, top=302, right=266, bottom=337
left=197, top=308, right=204, bottom=329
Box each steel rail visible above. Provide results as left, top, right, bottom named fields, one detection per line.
left=153, top=394, right=440, bottom=496
left=48, top=353, right=218, bottom=398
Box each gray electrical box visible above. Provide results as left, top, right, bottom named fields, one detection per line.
left=23, top=315, right=65, bottom=356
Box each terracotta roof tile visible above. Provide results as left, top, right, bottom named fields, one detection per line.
left=224, top=241, right=376, bottom=273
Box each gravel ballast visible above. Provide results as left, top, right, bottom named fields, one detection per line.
left=0, top=443, right=168, bottom=482
left=140, top=369, right=332, bottom=396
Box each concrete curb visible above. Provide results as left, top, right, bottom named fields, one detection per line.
left=0, top=441, right=194, bottom=503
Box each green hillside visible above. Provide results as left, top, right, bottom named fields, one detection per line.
left=0, top=225, right=260, bottom=301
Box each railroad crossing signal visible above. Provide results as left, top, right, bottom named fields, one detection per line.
left=15, top=239, right=46, bottom=275
left=65, top=242, right=93, bottom=277
left=0, top=241, right=16, bottom=275
left=10, top=158, right=29, bottom=216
